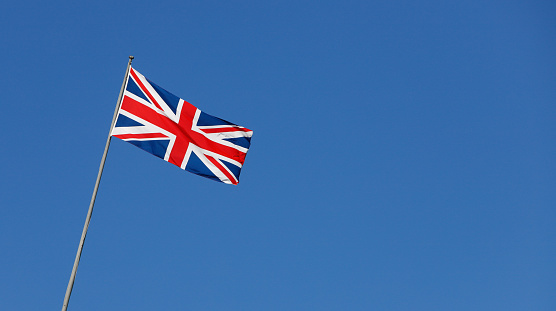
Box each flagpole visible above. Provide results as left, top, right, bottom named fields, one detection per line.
left=61, top=56, right=134, bottom=311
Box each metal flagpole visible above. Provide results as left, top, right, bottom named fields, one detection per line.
left=61, top=56, right=134, bottom=311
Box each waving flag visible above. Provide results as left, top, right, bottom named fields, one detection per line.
left=110, top=67, right=253, bottom=185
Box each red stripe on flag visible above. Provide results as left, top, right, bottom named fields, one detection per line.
left=113, top=133, right=169, bottom=140
left=130, top=68, right=164, bottom=111
left=200, top=127, right=252, bottom=134
left=206, top=155, right=238, bottom=185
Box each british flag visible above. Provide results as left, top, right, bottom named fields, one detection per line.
left=110, top=67, right=253, bottom=185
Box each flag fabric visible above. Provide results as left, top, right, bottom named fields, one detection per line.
left=110, top=67, right=253, bottom=185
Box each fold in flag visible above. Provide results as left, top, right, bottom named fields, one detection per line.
left=110, top=67, right=253, bottom=185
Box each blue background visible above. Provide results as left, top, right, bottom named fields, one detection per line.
left=1, top=1, right=554, bottom=310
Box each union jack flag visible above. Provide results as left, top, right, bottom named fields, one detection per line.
left=110, top=67, right=253, bottom=185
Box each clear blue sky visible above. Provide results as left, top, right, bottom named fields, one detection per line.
left=1, top=1, right=554, bottom=310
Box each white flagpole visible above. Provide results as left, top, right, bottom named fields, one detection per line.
left=61, top=56, right=134, bottom=311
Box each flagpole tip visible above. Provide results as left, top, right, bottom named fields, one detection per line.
left=129, top=56, right=134, bottom=60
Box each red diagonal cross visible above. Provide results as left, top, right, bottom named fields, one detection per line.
left=120, top=96, right=247, bottom=168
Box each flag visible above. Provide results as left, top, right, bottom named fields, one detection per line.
left=110, top=67, right=253, bottom=185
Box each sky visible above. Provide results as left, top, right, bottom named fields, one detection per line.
left=1, top=0, right=555, bottom=310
